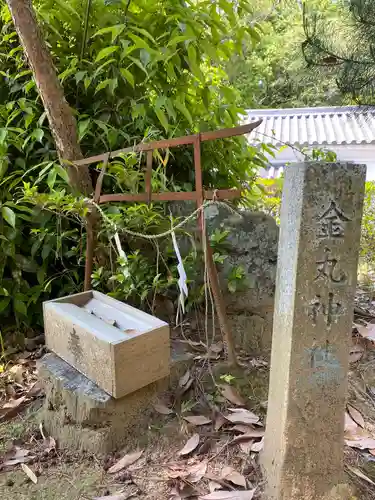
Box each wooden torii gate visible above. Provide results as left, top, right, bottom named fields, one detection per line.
left=74, top=120, right=262, bottom=365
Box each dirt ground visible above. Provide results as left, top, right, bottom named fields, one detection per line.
left=2, top=322, right=375, bottom=498
left=0, top=407, right=263, bottom=499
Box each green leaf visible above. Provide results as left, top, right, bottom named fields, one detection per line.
left=120, top=68, right=135, bottom=87
left=155, top=107, right=169, bottom=132
left=167, top=35, right=194, bottom=46
left=84, top=77, right=92, bottom=90
left=54, top=165, right=69, bottom=183
left=129, top=26, right=156, bottom=44
left=47, top=168, right=57, bottom=189
left=0, top=297, right=10, bottom=313
left=128, top=57, right=148, bottom=75
left=75, top=71, right=86, bottom=83
left=174, top=100, right=193, bottom=125
left=2, top=206, right=16, bottom=228
left=95, top=79, right=112, bottom=94
left=78, top=118, right=91, bottom=139
left=129, top=33, right=152, bottom=51
left=24, top=81, right=35, bottom=93
left=37, top=268, right=45, bottom=285
left=0, top=128, right=7, bottom=145
left=14, top=299, right=27, bottom=316
left=187, top=44, right=204, bottom=81
left=95, top=46, right=119, bottom=63
left=93, top=24, right=125, bottom=43
left=32, top=128, right=44, bottom=143
left=165, top=98, right=176, bottom=121
left=140, top=49, right=151, bottom=68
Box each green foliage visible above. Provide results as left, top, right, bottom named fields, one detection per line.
left=303, top=0, right=375, bottom=104
left=361, top=181, right=375, bottom=267
left=227, top=0, right=344, bottom=108
left=255, top=148, right=338, bottom=223
left=0, top=0, right=271, bottom=329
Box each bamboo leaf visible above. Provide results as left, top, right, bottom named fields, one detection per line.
left=120, top=68, right=135, bottom=87
left=95, top=46, right=119, bottom=63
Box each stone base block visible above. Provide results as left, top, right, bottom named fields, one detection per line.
left=37, top=348, right=192, bottom=454
left=229, top=310, right=273, bottom=354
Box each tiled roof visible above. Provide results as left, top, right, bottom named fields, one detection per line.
left=245, top=106, right=375, bottom=147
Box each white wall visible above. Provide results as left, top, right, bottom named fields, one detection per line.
left=259, top=144, right=375, bottom=180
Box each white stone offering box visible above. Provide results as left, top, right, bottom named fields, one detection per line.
left=43, top=291, right=170, bottom=398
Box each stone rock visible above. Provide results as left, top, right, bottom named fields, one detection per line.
left=37, top=347, right=193, bottom=454
left=171, top=201, right=279, bottom=353
left=204, top=204, right=278, bottom=313
left=205, top=205, right=278, bottom=353
left=228, top=310, right=273, bottom=354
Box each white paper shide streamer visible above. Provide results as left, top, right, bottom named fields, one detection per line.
left=171, top=230, right=188, bottom=321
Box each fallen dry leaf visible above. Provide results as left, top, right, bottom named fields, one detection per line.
left=3, top=447, right=33, bottom=467
left=186, top=460, right=208, bottom=483
left=171, top=483, right=199, bottom=499
left=231, top=430, right=264, bottom=443
left=197, top=438, right=214, bottom=456
left=344, top=412, right=358, bottom=433
left=0, top=396, right=27, bottom=421
left=209, top=481, right=223, bottom=493
left=2, top=395, right=26, bottom=410
left=224, top=409, right=259, bottom=426
left=250, top=438, right=264, bottom=452
left=108, top=450, right=143, bottom=474
left=347, top=465, right=375, bottom=486
left=231, top=425, right=256, bottom=434
left=184, top=415, right=212, bottom=426
left=357, top=323, right=375, bottom=341
left=347, top=404, right=365, bottom=428
left=93, top=495, right=131, bottom=500
left=179, top=370, right=191, bottom=388
left=209, top=342, right=223, bottom=354
left=178, top=434, right=200, bottom=456
left=345, top=437, right=375, bottom=450
left=221, top=466, right=246, bottom=488
left=199, top=489, right=256, bottom=499
left=21, top=463, right=38, bottom=484
left=25, top=381, right=43, bottom=398
left=166, top=464, right=189, bottom=479
left=44, top=436, right=56, bottom=453
left=3, top=456, right=34, bottom=467
left=220, top=385, right=245, bottom=407
left=239, top=440, right=254, bottom=454
left=153, top=403, right=174, bottom=415
left=214, top=414, right=227, bottom=431
left=349, top=343, right=365, bottom=363
left=9, top=364, right=24, bottom=384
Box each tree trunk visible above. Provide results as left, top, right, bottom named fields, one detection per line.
left=6, top=0, right=92, bottom=195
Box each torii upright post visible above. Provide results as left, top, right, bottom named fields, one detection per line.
left=76, top=121, right=262, bottom=366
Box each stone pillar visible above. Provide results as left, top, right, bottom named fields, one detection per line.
left=262, top=163, right=366, bottom=500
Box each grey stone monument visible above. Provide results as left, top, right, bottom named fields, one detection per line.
left=262, top=163, right=366, bottom=499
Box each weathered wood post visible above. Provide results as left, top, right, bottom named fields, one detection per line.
left=262, top=163, right=366, bottom=499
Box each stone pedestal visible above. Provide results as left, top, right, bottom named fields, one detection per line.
left=262, top=163, right=366, bottom=499
left=38, top=347, right=192, bottom=454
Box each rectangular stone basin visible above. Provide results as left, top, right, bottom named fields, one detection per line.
left=43, top=291, right=170, bottom=398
